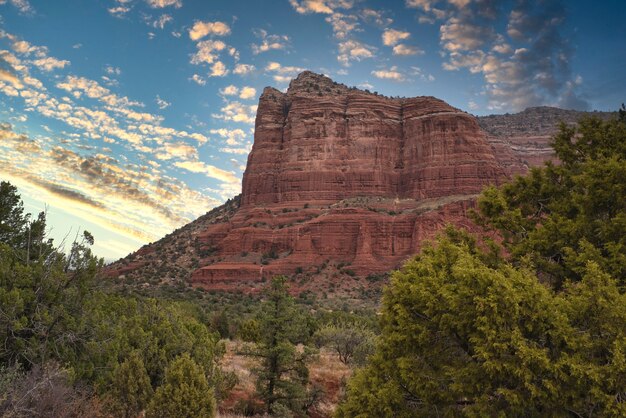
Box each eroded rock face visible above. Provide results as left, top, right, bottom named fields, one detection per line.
left=190, top=72, right=518, bottom=291
left=106, top=79, right=609, bottom=294
left=242, top=71, right=510, bottom=206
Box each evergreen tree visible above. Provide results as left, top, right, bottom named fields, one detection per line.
left=247, top=276, right=315, bottom=416
left=473, top=113, right=626, bottom=288
left=145, top=354, right=216, bottom=418
left=106, top=351, right=153, bottom=418
left=336, top=229, right=626, bottom=417
left=0, top=181, right=27, bottom=247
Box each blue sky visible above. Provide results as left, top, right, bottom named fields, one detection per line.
left=1, top=0, right=625, bottom=260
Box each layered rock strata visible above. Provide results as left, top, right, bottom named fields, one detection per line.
left=190, top=72, right=516, bottom=291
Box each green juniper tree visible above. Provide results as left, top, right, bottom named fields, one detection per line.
left=146, top=353, right=216, bottom=418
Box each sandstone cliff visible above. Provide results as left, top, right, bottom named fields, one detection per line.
left=107, top=73, right=607, bottom=295
left=189, top=72, right=516, bottom=292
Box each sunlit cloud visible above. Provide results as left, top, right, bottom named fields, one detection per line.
left=189, top=21, right=231, bottom=41
left=251, top=29, right=290, bottom=55
left=146, top=0, right=182, bottom=9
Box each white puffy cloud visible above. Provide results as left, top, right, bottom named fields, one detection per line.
left=31, top=57, right=70, bottom=71
left=371, top=66, right=405, bottom=81
left=382, top=29, right=410, bottom=46
left=264, top=61, right=305, bottom=83
left=212, top=101, right=258, bottom=124
left=233, top=63, right=255, bottom=75
left=190, top=40, right=227, bottom=65
left=209, top=61, right=228, bottom=77
left=392, top=44, right=423, bottom=55
left=239, top=86, right=256, bottom=100
left=337, top=40, right=375, bottom=66
left=189, top=21, right=231, bottom=41
left=210, top=128, right=246, bottom=145
left=289, top=0, right=354, bottom=14
left=146, top=0, right=181, bottom=9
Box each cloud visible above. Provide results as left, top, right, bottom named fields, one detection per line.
left=264, top=61, right=305, bottom=83
left=0, top=124, right=222, bottom=244
left=155, top=95, right=170, bottom=109
left=146, top=0, right=182, bottom=9
left=219, top=85, right=256, bottom=100
left=403, top=0, right=588, bottom=111
left=371, top=66, right=405, bottom=82
left=239, top=86, right=256, bottom=100
left=210, top=127, right=246, bottom=145
left=174, top=160, right=239, bottom=184
left=440, top=17, right=496, bottom=52
left=212, top=101, right=258, bottom=124
left=382, top=29, right=410, bottom=46
left=155, top=142, right=197, bottom=160
left=0, top=68, right=23, bottom=89
left=392, top=44, right=423, bottom=56
left=30, top=56, right=70, bottom=72
left=337, top=40, right=375, bottom=66
left=190, top=39, right=227, bottom=65
left=152, top=14, right=173, bottom=29
left=209, top=61, right=228, bottom=77
left=108, top=6, right=130, bottom=17
left=189, top=73, right=206, bottom=85
left=220, top=85, right=239, bottom=96
left=104, top=65, right=121, bottom=75
left=0, top=0, right=33, bottom=14
left=289, top=0, right=354, bottom=14
left=251, top=29, right=290, bottom=54
left=189, top=21, right=231, bottom=41
left=324, top=12, right=360, bottom=40
left=233, top=63, right=255, bottom=75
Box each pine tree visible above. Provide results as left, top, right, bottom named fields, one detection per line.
left=247, top=276, right=315, bottom=416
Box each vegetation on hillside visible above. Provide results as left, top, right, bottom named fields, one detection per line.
left=337, top=110, right=626, bottom=417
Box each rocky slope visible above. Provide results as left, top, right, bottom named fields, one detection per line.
left=479, top=106, right=615, bottom=169
left=106, top=72, right=613, bottom=295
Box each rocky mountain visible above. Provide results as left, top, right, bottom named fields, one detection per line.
left=105, top=72, right=613, bottom=295
left=479, top=106, right=615, bottom=168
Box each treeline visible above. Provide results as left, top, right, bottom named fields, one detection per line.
left=337, top=109, right=626, bottom=416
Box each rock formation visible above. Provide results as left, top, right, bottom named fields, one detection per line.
left=189, top=72, right=517, bottom=292
left=108, top=73, right=608, bottom=294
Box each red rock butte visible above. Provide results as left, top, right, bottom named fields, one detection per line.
left=188, top=71, right=530, bottom=291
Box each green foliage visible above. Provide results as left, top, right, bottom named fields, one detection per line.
left=336, top=230, right=626, bottom=417
left=245, top=276, right=316, bottom=415
left=0, top=181, right=234, bottom=415
left=473, top=114, right=626, bottom=288
left=146, top=353, right=216, bottom=418
left=0, top=181, right=27, bottom=248
left=106, top=351, right=153, bottom=418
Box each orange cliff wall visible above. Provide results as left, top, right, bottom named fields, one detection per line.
left=190, top=72, right=522, bottom=291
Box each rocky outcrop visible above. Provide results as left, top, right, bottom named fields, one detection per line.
left=190, top=72, right=516, bottom=292
left=108, top=73, right=609, bottom=295
left=242, top=72, right=511, bottom=206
